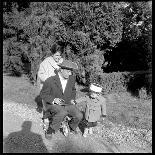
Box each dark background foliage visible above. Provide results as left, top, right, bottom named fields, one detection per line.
left=3, top=2, right=152, bottom=98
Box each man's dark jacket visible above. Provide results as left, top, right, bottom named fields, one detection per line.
left=40, top=73, right=76, bottom=110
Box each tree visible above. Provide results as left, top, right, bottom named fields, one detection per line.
left=3, top=2, right=152, bottom=92
left=3, top=2, right=29, bottom=75
left=103, top=1, right=152, bottom=72
left=49, top=2, right=124, bottom=84
left=20, top=3, right=68, bottom=81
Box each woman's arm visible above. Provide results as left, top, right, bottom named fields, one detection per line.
left=38, top=63, right=48, bottom=82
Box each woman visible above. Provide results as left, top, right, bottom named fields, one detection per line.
left=38, top=43, right=63, bottom=90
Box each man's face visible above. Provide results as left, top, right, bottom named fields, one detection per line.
left=90, top=91, right=99, bottom=98
left=60, top=68, right=72, bottom=79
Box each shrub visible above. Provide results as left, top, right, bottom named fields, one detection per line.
left=139, top=87, right=148, bottom=99
left=3, top=2, right=152, bottom=91
left=97, top=71, right=152, bottom=98
left=126, top=71, right=152, bottom=98
left=99, top=72, right=129, bottom=94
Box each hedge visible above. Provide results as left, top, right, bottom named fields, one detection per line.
left=88, top=71, right=152, bottom=98
left=99, top=72, right=130, bottom=94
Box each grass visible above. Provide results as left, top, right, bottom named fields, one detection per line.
left=3, top=74, right=39, bottom=108
left=105, top=92, right=152, bottom=130
left=3, top=74, right=152, bottom=131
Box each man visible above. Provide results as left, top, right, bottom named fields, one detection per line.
left=36, top=43, right=63, bottom=113
left=40, top=60, right=83, bottom=139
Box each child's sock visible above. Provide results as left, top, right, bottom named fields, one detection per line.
left=88, top=127, right=93, bottom=134
left=42, top=118, right=49, bottom=131
left=83, top=128, right=89, bottom=137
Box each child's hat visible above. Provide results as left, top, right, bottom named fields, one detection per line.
left=90, top=83, right=102, bottom=93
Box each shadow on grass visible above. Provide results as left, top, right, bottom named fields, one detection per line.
left=52, top=137, right=94, bottom=153
left=3, top=121, right=49, bottom=153
left=95, top=137, right=120, bottom=153
left=3, top=71, right=22, bottom=77
left=35, top=95, right=43, bottom=113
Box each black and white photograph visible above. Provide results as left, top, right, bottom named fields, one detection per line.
left=3, top=1, right=152, bottom=153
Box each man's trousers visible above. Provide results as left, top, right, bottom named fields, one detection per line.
left=44, top=104, right=83, bottom=133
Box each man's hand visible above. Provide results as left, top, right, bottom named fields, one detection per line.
left=54, top=98, right=63, bottom=105
left=71, top=100, right=76, bottom=105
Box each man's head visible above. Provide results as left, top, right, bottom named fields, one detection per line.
left=60, top=68, right=72, bottom=79
left=58, top=60, right=78, bottom=79
left=89, top=83, right=102, bottom=98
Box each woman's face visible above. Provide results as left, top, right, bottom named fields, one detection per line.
left=53, top=51, right=62, bottom=63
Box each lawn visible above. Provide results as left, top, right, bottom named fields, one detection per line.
left=3, top=74, right=152, bottom=131
left=3, top=73, right=152, bottom=150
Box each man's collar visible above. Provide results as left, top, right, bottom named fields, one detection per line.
left=58, top=72, right=68, bottom=81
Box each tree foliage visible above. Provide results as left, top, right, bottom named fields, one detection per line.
left=3, top=2, right=152, bottom=93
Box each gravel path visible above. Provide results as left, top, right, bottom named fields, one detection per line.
left=3, top=100, right=117, bottom=153
left=3, top=99, right=152, bottom=153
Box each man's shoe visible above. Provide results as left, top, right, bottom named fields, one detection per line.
left=45, top=127, right=55, bottom=140
left=36, top=107, right=42, bottom=113
left=45, top=133, right=53, bottom=140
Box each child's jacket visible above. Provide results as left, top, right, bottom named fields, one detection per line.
left=76, top=95, right=106, bottom=122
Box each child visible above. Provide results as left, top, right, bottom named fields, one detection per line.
left=76, top=83, right=106, bottom=137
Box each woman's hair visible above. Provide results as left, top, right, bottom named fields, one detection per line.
left=50, top=43, right=63, bottom=55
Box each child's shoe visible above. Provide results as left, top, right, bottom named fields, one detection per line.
left=88, top=127, right=93, bottom=134
left=83, top=128, right=89, bottom=137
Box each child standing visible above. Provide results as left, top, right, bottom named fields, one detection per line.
left=76, top=83, right=107, bottom=137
